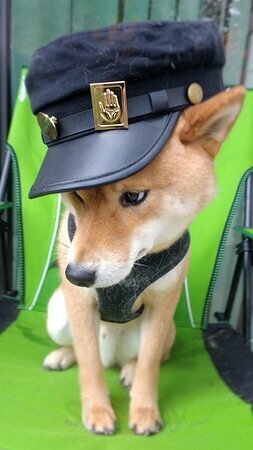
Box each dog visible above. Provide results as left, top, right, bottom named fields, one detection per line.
left=42, top=86, right=245, bottom=435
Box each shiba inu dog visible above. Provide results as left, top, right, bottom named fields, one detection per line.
left=42, top=87, right=245, bottom=435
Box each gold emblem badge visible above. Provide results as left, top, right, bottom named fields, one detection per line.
left=90, top=81, right=128, bottom=131
left=37, top=112, right=58, bottom=140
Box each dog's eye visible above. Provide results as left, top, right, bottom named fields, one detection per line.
left=120, top=190, right=149, bottom=207
left=72, top=191, right=84, bottom=203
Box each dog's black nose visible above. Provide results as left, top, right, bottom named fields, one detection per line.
left=65, top=263, right=96, bottom=287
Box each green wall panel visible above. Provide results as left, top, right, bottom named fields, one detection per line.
left=178, top=0, right=201, bottom=20
left=223, top=0, right=252, bottom=85
left=11, top=0, right=73, bottom=105
left=71, top=0, right=119, bottom=32
left=150, top=0, right=177, bottom=20
left=12, top=0, right=72, bottom=54
left=123, top=0, right=150, bottom=22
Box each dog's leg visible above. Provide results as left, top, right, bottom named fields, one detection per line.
left=120, top=358, right=137, bottom=389
left=161, top=319, right=176, bottom=363
left=63, top=281, right=116, bottom=435
left=43, top=287, right=76, bottom=370
left=120, top=319, right=175, bottom=390
left=129, top=282, right=182, bottom=436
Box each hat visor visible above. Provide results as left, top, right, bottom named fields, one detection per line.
left=29, top=112, right=180, bottom=199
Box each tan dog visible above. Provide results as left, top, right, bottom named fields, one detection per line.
left=43, top=87, right=245, bottom=435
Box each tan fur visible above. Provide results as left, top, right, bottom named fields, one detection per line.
left=46, top=87, right=245, bottom=435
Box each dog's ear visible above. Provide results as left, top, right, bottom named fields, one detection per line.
left=179, top=86, right=246, bottom=157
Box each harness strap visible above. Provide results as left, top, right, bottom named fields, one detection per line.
left=67, top=213, right=190, bottom=323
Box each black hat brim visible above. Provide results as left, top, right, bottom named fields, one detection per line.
left=29, top=112, right=180, bottom=199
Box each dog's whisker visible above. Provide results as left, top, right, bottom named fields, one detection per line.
left=58, top=241, right=70, bottom=249
left=133, top=262, right=150, bottom=268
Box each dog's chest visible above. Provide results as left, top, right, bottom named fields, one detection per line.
left=99, top=319, right=141, bottom=368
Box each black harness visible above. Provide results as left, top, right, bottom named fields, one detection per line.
left=68, top=214, right=190, bottom=323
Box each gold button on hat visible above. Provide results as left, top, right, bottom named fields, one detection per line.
left=37, top=112, right=58, bottom=140
left=187, top=83, right=203, bottom=105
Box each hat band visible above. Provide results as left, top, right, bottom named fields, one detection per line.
left=42, top=84, right=199, bottom=146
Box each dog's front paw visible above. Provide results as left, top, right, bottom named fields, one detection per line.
left=129, top=403, right=163, bottom=436
left=82, top=403, right=116, bottom=435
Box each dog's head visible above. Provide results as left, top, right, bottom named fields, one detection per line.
left=62, top=87, right=245, bottom=288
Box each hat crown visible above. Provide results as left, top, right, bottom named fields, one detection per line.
left=25, top=20, right=225, bottom=116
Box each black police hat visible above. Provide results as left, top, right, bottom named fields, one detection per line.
left=26, top=20, right=225, bottom=198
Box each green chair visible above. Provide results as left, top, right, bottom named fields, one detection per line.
left=0, top=69, right=253, bottom=449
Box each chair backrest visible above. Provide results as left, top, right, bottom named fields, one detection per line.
left=7, top=70, right=253, bottom=328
